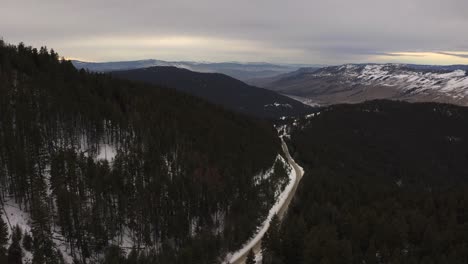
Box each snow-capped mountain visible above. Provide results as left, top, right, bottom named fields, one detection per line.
left=263, top=64, right=468, bottom=106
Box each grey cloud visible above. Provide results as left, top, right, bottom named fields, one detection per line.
left=1, top=0, right=468, bottom=64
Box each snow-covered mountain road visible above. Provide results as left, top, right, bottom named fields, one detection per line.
left=226, top=138, right=304, bottom=264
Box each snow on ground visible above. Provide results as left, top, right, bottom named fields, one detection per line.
left=305, top=112, right=320, bottom=119
left=2, top=198, right=122, bottom=263
left=211, top=210, right=225, bottom=236
left=109, top=227, right=137, bottom=253
left=77, top=130, right=118, bottom=163
left=275, top=125, right=291, bottom=139
left=1, top=168, right=75, bottom=263
left=162, top=151, right=183, bottom=182
left=308, top=64, right=468, bottom=101
left=264, top=102, right=292, bottom=108
left=51, top=231, right=75, bottom=264
left=255, top=251, right=263, bottom=264
left=253, top=155, right=282, bottom=186
left=2, top=198, right=75, bottom=263
left=356, top=65, right=468, bottom=98
left=284, top=95, right=322, bottom=107
left=96, top=143, right=117, bottom=162
left=223, top=149, right=298, bottom=264
left=190, top=217, right=199, bottom=237
left=2, top=198, right=32, bottom=239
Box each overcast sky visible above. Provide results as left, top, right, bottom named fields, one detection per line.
left=2, top=0, right=468, bottom=65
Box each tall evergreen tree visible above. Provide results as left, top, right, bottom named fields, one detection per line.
left=0, top=212, right=8, bottom=259
left=7, top=225, right=23, bottom=264
left=22, top=232, right=33, bottom=252
left=246, top=249, right=256, bottom=264
left=262, top=214, right=281, bottom=264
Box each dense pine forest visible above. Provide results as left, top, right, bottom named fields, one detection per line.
left=111, top=66, right=312, bottom=119
left=0, top=41, right=291, bottom=263
left=262, top=101, right=468, bottom=264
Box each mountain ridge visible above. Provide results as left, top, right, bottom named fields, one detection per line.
left=72, top=59, right=323, bottom=83
left=111, top=66, right=314, bottom=119
left=262, top=63, right=468, bottom=106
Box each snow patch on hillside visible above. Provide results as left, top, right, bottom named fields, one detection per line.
left=96, top=143, right=117, bottom=161
left=253, top=155, right=283, bottom=186
left=285, top=95, right=322, bottom=107
left=356, top=65, right=468, bottom=98
left=2, top=198, right=74, bottom=264
left=77, top=135, right=118, bottom=163
left=264, top=102, right=292, bottom=108
left=276, top=125, right=291, bottom=139
left=305, top=111, right=320, bottom=119
left=2, top=199, right=32, bottom=239
left=109, top=227, right=138, bottom=253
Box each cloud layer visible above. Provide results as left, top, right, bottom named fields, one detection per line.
left=2, top=0, right=468, bottom=64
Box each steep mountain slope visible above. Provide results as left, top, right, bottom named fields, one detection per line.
left=265, top=64, right=468, bottom=106
left=111, top=66, right=313, bottom=119
left=0, top=41, right=292, bottom=264
left=263, top=100, right=468, bottom=264
left=248, top=67, right=321, bottom=88
left=72, top=59, right=307, bottom=82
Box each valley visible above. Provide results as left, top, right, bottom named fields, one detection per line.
left=2, top=20, right=468, bottom=264
left=227, top=139, right=304, bottom=264
left=3, top=0, right=468, bottom=263
left=0, top=42, right=294, bottom=264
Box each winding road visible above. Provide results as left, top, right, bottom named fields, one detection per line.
left=228, top=138, right=304, bottom=264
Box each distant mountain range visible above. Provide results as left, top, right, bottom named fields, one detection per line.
left=72, top=59, right=322, bottom=83
left=260, top=64, right=468, bottom=106
left=74, top=60, right=468, bottom=108
left=111, top=66, right=313, bottom=119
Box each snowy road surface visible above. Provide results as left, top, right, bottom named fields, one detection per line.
left=226, top=138, right=304, bottom=264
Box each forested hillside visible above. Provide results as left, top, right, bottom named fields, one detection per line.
left=111, top=67, right=312, bottom=119
left=0, top=41, right=291, bottom=264
left=263, top=101, right=468, bottom=264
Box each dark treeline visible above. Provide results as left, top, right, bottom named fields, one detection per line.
left=111, top=66, right=313, bottom=120
left=0, top=41, right=289, bottom=263
left=263, top=101, right=468, bottom=264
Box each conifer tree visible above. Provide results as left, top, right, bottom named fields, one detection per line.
left=246, top=249, right=256, bottom=264
left=0, top=212, right=8, bottom=258
left=22, top=232, right=33, bottom=252
left=8, top=225, right=23, bottom=264
left=262, top=214, right=281, bottom=264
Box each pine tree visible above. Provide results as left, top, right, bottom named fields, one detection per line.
left=7, top=225, right=23, bottom=264
left=22, top=232, right=33, bottom=252
left=103, top=245, right=126, bottom=264
left=11, top=225, right=22, bottom=243
left=0, top=212, right=8, bottom=259
left=262, top=214, right=281, bottom=264
left=246, top=249, right=256, bottom=264
left=127, top=248, right=139, bottom=264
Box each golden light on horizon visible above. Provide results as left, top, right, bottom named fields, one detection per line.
left=372, top=51, right=468, bottom=65
left=58, top=35, right=305, bottom=62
